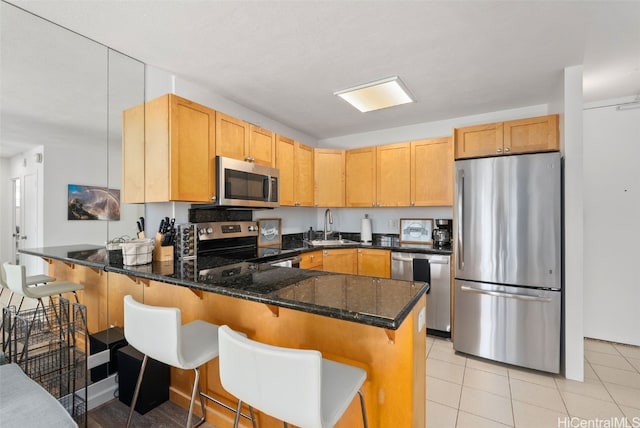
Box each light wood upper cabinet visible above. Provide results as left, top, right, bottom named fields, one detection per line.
left=345, top=147, right=377, bottom=207
left=377, top=142, right=411, bottom=206
left=357, top=248, right=390, bottom=278
left=216, top=112, right=275, bottom=166
left=276, top=135, right=314, bottom=206
left=314, top=148, right=345, bottom=207
left=454, top=122, right=503, bottom=159
left=138, top=94, right=215, bottom=203
left=411, top=137, right=453, bottom=206
left=503, top=114, right=559, bottom=154
left=248, top=125, right=275, bottom=166
left=216, top=112, right=250, bottom=161
left=322, top=248, right=357, bottom=275
left=455, top=114, right=558, bottom=159
left=122, top=103, right=145, bottom=203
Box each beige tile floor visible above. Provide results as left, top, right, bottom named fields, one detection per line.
left=426, top=336, right=640, bottom=427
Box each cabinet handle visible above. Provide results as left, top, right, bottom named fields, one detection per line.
left=504, top=147, right=511, bottom=153
left=496, top=147, right=503, bottom=153
left=411, top=201, right=415, bottom=206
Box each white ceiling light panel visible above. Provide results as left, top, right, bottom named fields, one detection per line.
left=334, top=76, right=415, bottom=113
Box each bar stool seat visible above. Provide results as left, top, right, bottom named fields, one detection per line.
left=25, top=274, right=57, bottom=286
left=123, top=295, right=219, bottom=428
left=218, top=325, right=369, bottom=428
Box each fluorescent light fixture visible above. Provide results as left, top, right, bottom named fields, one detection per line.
left=334, top=76, right=414, bottom=113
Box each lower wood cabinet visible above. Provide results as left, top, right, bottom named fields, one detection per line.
left=299, top=250, right=323, bottom=270
left=357, top=248, right=391, bottom=278
left=320, top=248, right=390, bottom=278
left=322, top=248, right=357, bottom=275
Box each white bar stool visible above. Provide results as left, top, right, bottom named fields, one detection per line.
left=218, top=325, right=369, bottom=428
left=0, top=261, right=56, bottom=310
left=123, top=295, right=220, bottom=428
left=2, top=262, right=82, bottom=314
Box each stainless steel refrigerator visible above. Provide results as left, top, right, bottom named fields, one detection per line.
left=453, top=152, right=562, bottom=373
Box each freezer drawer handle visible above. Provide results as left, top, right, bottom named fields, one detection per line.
left=460, top=285, right=553, bottom=303
left=456, top=169, right=465, bottom=271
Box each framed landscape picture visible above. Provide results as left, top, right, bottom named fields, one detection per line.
left=257, top=218, right=282, bottom=247
left=399, top=218, right=433, bottom=244
left=68, top=184, right=120, bottom=220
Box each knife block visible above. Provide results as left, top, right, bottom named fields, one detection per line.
left=153, top=232, right=174, bottom=262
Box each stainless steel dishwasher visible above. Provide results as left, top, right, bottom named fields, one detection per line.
left=391, top=252, right=451, bottom=335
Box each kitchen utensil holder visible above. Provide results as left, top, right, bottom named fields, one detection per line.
left=153, top=233, right=174, bottom=262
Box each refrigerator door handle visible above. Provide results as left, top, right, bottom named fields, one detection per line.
left=460, top=285, right=553, bottom=303
left=456, top=169, right=464, bottom=271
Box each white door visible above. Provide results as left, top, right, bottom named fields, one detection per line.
left=20, top=170, right=44, bottom=275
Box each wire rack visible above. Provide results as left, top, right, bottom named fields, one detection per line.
left=2, top=297, right=88, bottom=427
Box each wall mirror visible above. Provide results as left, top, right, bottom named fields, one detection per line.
left=0, top=0, right=145, bottom=371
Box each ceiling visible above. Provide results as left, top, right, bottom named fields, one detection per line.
left=4, top=0, right=640, bottom=146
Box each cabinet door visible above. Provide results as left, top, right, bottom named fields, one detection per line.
left=314, top=149, right=345, bottom=207
left=249, top=125, right=275, bottom=166
left=275, top=134, right=295, bottom=206
left=122, top=103, right=145, bottom=203
left=503, top=114, right=559, bottom=154
left=322, top=249, right=357, bottom=274
left=357, top=248, right=390, bottom=278
left=295, top=142, right=315, bottom=207
left=454, top=122, right=504, bottom=159
left=216, top=112, right=249, bottom=161
left=411, top=137, right=453, bottom=206
left=300, top=250, right=323, bottom=270
left=345, top=147, right=377, bottom=207
left=144, top=95, right=171, bottom=202
left=377, top=142, right=411, bottom=206
left=169, top=95, right=216, bottom=202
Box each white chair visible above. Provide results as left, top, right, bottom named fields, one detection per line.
left=0, top=261, right=56, bottom=311
left=123, top=295, right=220, bottom=428
left=218, top=325, right=369, bottom=428
left=2, top=262, right=82, bottom=314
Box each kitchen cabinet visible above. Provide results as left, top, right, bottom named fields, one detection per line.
left=345, top=147, right=377, bottom=207
left=126, top=94, right=215, bottom=203
left=276, top=135, right=314, bottom=207
left=300, top=250, right=323, bottom=270
left=314, top=149, right=345, bottom=207
left=377, top=142, right=411, bottom=206
left=357, top=248, right=390, bottom=278
left=322, top=248, right=357, bottom=275
left=411, top=137, right=453, bottom=206
left=122, top=103, right=145, bottom=203
left=454, top=114, right=559, bottom=159
left=248, top=125, right=275, bottom=166
left=216, top=113, right=275, bottom=166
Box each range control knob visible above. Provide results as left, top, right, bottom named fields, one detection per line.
left=248, top=225, right=257, bottom=232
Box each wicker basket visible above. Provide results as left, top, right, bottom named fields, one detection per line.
left=121, top=238, right=154, bottom=266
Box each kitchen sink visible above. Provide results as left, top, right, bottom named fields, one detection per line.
left=305, top=239, right=359, bottom=247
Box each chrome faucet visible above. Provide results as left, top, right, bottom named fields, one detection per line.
left=324, top=208, right=333, bottom=240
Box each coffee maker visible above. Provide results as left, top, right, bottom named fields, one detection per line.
left=432, top=219, right=452, bottom=247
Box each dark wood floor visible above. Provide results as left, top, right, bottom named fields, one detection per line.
left=88, top=399, right=217, bottom=428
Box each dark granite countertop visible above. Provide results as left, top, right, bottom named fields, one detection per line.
left=20, top=244, right=428, bottom=330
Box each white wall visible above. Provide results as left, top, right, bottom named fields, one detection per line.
left=0, top=158, right=11, bottom=263
left=583, top=98, right=640, bottom=346
left=561, top=65, right=585, bottom=381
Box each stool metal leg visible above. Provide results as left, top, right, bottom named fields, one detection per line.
left=358, top=390, right=369, bottom=428
left=233, top=399, right=243, bottom=428
left=188, top=367, right=206, bottom=428
left=126, top=354, right=148, bottom=428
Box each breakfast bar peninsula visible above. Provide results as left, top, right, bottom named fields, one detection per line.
left=21, top=244, right=427, bottom=428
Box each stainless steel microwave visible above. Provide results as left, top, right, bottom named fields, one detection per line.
left=213, top=156, right=279, bottom=208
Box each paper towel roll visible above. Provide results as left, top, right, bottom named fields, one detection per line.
left=361, top=217, right=372, bottom=243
